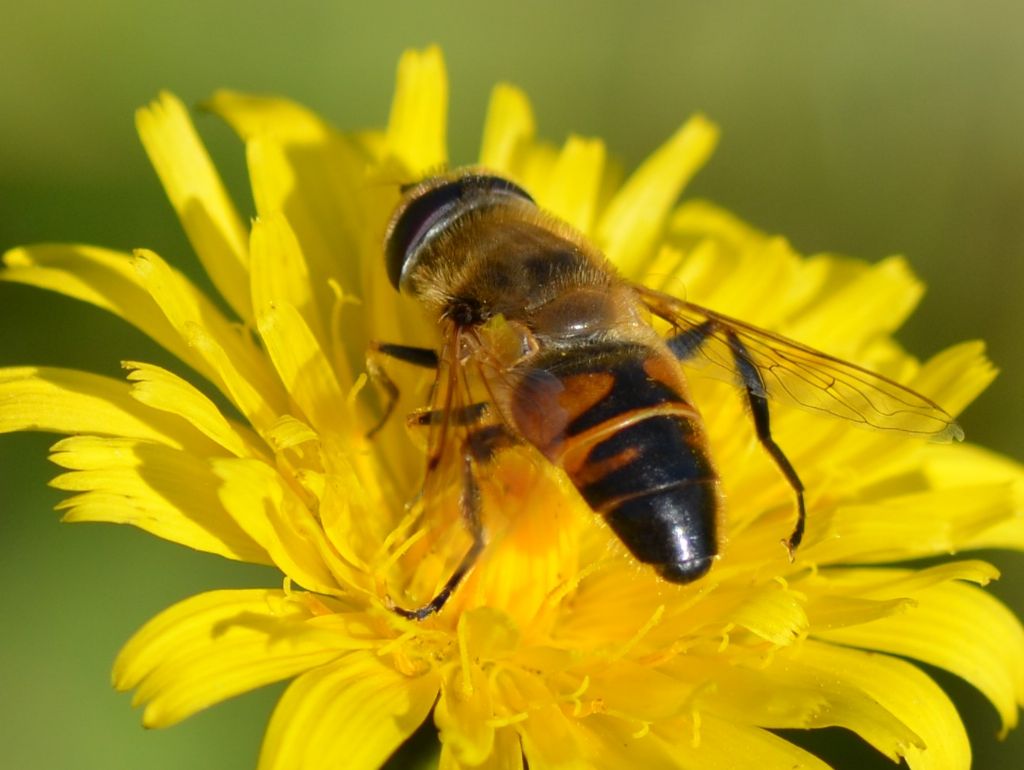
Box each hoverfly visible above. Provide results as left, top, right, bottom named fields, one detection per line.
left=371, top=170, right=962, bottom=619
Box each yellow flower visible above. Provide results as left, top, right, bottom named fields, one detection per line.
left=2, top=45, right=1023, bottom=770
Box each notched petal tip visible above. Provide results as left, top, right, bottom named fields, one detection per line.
left=2, top=245, right=32, bottom=269
left=384, top=46, right=449, bottom=177
left=597, top=113, right=720, bottom=275
left=901, top=342, right=999, bottom=448
left=135, top=90, right=184, bottom=126
left=480, top=83, right=537, bottom=175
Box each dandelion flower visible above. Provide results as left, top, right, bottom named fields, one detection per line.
left=2, top=46, right=1023, bottom=770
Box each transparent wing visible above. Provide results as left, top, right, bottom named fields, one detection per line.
left=416, top=323, right=520, bottom=512
left=420, top=325, right=477, bottom=508
left=383, top=323, right=497, bottom=619
left=637, top=285, right=964, bottom=442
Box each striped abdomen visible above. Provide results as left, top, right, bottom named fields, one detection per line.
left=510, top=342, right=720, bottom=582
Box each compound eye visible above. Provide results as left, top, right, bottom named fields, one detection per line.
left=384, top=174, right=533, bottom=292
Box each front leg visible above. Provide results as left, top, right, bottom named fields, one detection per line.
left=365, top=342, right=439, bottom=438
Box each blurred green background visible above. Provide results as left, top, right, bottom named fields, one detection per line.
left=2, top=2, right=1021, bottom=769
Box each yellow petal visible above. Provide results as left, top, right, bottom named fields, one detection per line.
left=574, top=714, right=684, bottom=770
left=724, top=580, right=808, bottom=646
left=817, top=559, right=999, bottom=594
left=257, top=649, right=439, bottom=770
left=553, top=559, right=677, bottom=649
left=205, top=91, right=327, bottom=143
left=517, top=704, right=587, bottom=770
left=641, top=577, right=808, bottom=653
left=132, top=249, right=288, bottom=436
left=909, top=340, right=998, bottom=419
left=113, top=589, right=350, bottom=727
left=665, top=642, right=936, bottom=761
left=517, top=141, right=560, bottom=206
left=662, top=653, right=831, bottom=731
left=922, top=440, right=1024, bottom=488
left=731, top=342, right=997, bottom=534
left=386, top=46, right=448, bottom=177
left=0, top=366, right=199, bottom=450
left=660, top=193, right=812, bottom=322
left=124, top=361, right=259, bottom=458
left=318, top=454, right=394, bottom=575
left=782, top=255, right=923, bottom=357
left=211, top=457, right=355, bottom=593
left=256, top=301, right=354, bottom=438
left=920, top=443, right=1024, bottom=551
left=783, top=641, right=970, bottom=770
left=584, top=660, right=698, bottom=723
left=803, top=593, right=915, bottom=632
left=458, top=606, right=520, bottom=659
left=440, top=727, right=523, bottom=770
left=51, top=436, right=269, bottom=564
left=596, top=115, right=718, bottom=277
left=494, top=669, right=586, bottom=770
left=807, top=481, right=1019, bottom=564
left=435, top=662, right=495, bottom=767
left=534, top=136, right=606, bottom=234
left=207, top=90, right=375, bottom=357
left=479, top=84, right=536, bottom=176
left=658, top=236, right=805, bottom=328
left=662, top=714, right=834, bottom=770
left=434, top=609, right=522, bottom=765
left=250, top=213, right=328, bottom=355
left=668, top=198, right=765, bottom=254
left=1, top=245, right=211, bottom=379
left=136, top=92, right=252, bottom=322
left=265, top=413, right=320, bottom=451
left=814, top=567, right=1024, bottom=734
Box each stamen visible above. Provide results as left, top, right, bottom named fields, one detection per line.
left=631, top=721, right=651, bottom=739
left=379, top=525, right=428, bottom=573
left=299, top=593, right=335, bottom=617
left=376, top=629, right=417, bottom=657
left=562, top=675, right=591, bottom=717
left=347, top=372, right=368, bottom=410
left=378, top=502, right=425, bottom=558
left=542, top=559, right=602, bottom=612
left=610, top=604, right=665, bottom=660
left=567, top=674, right=591, bottom=701
left=717, top=622, right=734, bottom=652
left=486, top=712, right=529, bottom=728
left=327, top=278, right=361, bottom=381
left=457, top=619, right=474, bottom=697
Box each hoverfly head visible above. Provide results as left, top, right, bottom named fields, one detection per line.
left=384, top=171, right=534, bottom=294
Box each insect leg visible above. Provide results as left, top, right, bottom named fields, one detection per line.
left=466, top=423, right=517, bottom=464
left=391, top=450, right=486, bottom=620
left=665, top=319, right=716, bottom=360
left=408, top=401, right=490, bottom=428
left=365, top=342, right=439, bottom=438
left=666, top=320, right=806, bottom=554
left=723, top=329, right=807, bottom=555
left=374, top=343, right=441, bottom=368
